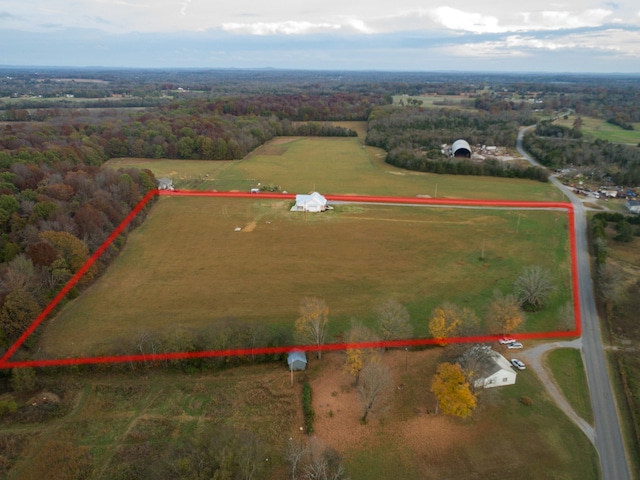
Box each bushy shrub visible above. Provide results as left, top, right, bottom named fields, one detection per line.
left=302, top=381, right=315, bottom=434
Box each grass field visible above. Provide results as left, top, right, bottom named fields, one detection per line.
left=0, top=348, right=599, bottom=480
left=106, top=127, right=565, bottom=202
left=546, top=348, right=593, bottom=424
left=37, top=196, right=571, bottom=358
left=554, top=114, right=640, bottom=145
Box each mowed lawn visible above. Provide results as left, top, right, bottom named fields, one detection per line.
left=106, top=129, right=565, bottom=202
left=39, top=196, right=571, bottom=358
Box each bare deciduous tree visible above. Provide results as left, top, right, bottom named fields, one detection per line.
left=457, top=344, right=494, bottom=390
left=358, top=360, right=394, bottom=424
left=513, top=265, right=555, bottom=311
left=344, top=319, right=381, bottom=385
left=295, top=297, right=329, bottom=360
left=597, top=263, right=623, bottom=319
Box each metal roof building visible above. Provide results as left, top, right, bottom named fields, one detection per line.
left=451, top=139, right=472, bottom=158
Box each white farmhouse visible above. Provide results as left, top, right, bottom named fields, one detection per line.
left=473, top=350, right=517, bottom=389
left=291, top=192, right=330, bottom=213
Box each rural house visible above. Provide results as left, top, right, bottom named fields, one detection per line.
left=626, top=200, right=640, bottom=214
left=290, top=192, right=330, bottom=213
left=287, top=350, right=307, bottom=371
left=158, top=177, right=174, bottom=190
left=472, top=350, right=517, bottom=389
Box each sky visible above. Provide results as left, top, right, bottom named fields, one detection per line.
left=1, top=0, right=639, bottom=72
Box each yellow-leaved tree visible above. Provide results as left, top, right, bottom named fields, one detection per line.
left=428, top=303, right=462, bottom=346
left=294, top=297, right=329, bottom=360
left=430, top=362, right=477, bottom=418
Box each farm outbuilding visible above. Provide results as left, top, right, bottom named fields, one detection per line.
left=626, top=200, right=640, bottom=213
left=158, top=177, right=174, bottom=190
left=291, top=192, right=330, bottom=213
left=451, top=139, right=472, bottom=158
left=287, top=350, right=307, bottom=371
left=472, top=350, right=517, bottom=389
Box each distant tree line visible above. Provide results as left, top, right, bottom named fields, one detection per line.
left=0, top=94, right=381, bottom=165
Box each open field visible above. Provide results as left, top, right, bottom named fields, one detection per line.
left=0, top=348, right=598, bottom=480
left=309, top=349, right=598, bottom=479
left=546, top=348, right=593, bottom=424
left=554, top=114, right=640, bottom=145
left=106, top=132, right=566, bottom=202
left=392, top=94, right=474, bottom=109
left=37, top=196, right=571, bottom=358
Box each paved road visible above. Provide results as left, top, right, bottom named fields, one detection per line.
left=517, top=127, right=631, bottom=480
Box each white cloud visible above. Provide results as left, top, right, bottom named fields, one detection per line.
left=430, top=7, right=503, bottom=34
left=429, top=6, right=614, bottom=34
left=446, top=29, right=640, bottom=58
left=222, top=21, right=341, bottom=35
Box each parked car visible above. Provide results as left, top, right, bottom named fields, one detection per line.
left=499, top=337, right=517, bottom=344
left=511, top=359, right=526, bottom=370
left=507, top=342, right=523, bottom=349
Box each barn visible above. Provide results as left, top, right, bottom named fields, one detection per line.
left=451, top=139, right=472, bottom=158
left=287, top=350, right=307, bottom=371
left=472, top=350, right=517, bottom=389
left=290, top=192, right=330, bottom=213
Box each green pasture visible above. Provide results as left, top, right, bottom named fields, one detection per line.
left=38, top=196, right=571, bottom=358
left=107, top=134, right=565, bottom=202
left=554, top=114, right=640, bottom=145
left=546, top=348, right=593, bottom=424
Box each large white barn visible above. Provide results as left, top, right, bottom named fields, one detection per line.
left=291, top=192, right=330, bottom=213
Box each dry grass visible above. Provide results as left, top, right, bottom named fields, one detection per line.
left=37, top=197, right=570, bottom=357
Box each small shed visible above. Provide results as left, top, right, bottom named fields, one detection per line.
left=472, top=350, right=517, bottom=389
left=158, top=177, right=174, bottom=190
left=626, top=200, right=640, bottom=213
left=290, top=192, right=329, bottom=213
left=287, top=350, right=307, bottom=371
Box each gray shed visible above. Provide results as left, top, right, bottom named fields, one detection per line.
left=287, top=350, right=307, bottom=371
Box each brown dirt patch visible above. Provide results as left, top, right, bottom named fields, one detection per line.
left=310, top=349, right=468, bottom=463
left=242, top=221, right=257, bottom=232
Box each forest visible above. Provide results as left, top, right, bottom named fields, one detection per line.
left=523, top=122, right=640, bottom=185
left=365, top=104, right=549, bottom=181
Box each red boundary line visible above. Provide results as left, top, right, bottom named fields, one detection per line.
left=0, top=190, right=580, bottom=369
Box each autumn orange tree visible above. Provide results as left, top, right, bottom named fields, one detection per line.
left=430, top=362, right=477, bottom=418
left=428, top=303, right=462, bottom=346
left=486, top=291, right=525, bottom=334
left=294, top=297, right=329, bottom=360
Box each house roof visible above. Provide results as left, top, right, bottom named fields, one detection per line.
left=475, top=350, right=514, bottom=378
left=158, top=177, right=173, bottom=185
left=295, top=192, right=327, bottom=206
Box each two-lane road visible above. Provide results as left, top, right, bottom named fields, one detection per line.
left=517, top=127, right=631, bottom=480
